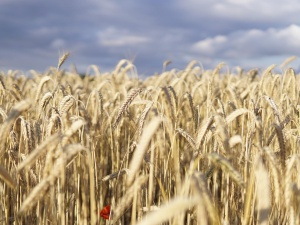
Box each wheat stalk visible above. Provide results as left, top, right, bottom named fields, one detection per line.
left=112, top=175, right=148, bottom=223
left=18, top=143, right=85, bottom=215
left=17, top=133, right=61, bottom=171
left=191, top=172, right=221, bottom=225
left=263, top=147, right=281, bottom=206
left=0, top=165, right=16, bottom=189
left=62, top=119, right=86, bottom=145
left=127, top=117, right=162, bottom=186
left=255, top=156, right=271, bottom=225
left=208, top=152, right=244, bottom=186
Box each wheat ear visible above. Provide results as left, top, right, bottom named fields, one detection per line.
left=57, top=52, right=70, bottom=70
left=0, top=106, right=7, bottom=121
left=195, top=116, right=214, bottom=150
left=102, top=168, right=129, bottom=181
left=0, top=100, right=31, bottom=156
left=225, top=108, right=254, bottom=124
left=58, top=95, right=75, bottom=115
left=46, top=107, right=62, bottom=136
left=19, top=116, right=34, bottom=153
left=137, top=101, right=153, bottom=137
left=114, top=59, right=128, bottom=74
left=167, top=86, right=178, bottom=113
left=162, top=87, right=176, bottom=121
left=38, top=92, right=53, bottom=119
left=163, top=60, right=172, bottom=71
left=273, top=123, right=286, bottom=170
left=176, top=128, right=196, bottom=150
left=0, top=76, right=6, bottom=92
left=266, top=115, right=290, bottom=147
left=184, top=92, right=197, bottom=130
left=264, top=95, right=281, bottom=123
left=113, top=88, right=143, bottom=130
left=35, top=76, right=51, bottom=102
left=280, top=56, right=297, bottom=68
left=214, top=115, right=230, bottom=153
left=12, top=83, right=23, bottom=100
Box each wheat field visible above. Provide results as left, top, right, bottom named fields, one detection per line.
left=0, top=55, right=300, bottom=225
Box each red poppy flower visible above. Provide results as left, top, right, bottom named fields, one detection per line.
left=100, top=205, right=110, bottom=220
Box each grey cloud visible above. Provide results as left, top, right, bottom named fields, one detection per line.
left=0, top=0, right=300, bottom=75
left=192, top=24, right=300, bottom=58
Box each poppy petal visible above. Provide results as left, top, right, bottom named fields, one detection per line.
left=100, top=205, right=111, bottom=220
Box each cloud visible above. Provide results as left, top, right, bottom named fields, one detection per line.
left=177, top=0, right=300, bottom=21
left=193, top=35, right=227, bottom=55
left=175, top=0, right=300, bottom=37
left=51, top=38, right=66, bottom=49
left=98, top=28, right=150, bottom=47
left=0, top=0, right=300, bottom=75
left=192, top=24, right=300, bottom=59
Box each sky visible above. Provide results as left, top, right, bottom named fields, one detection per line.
left=1, top=0, right=300, bottom=76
